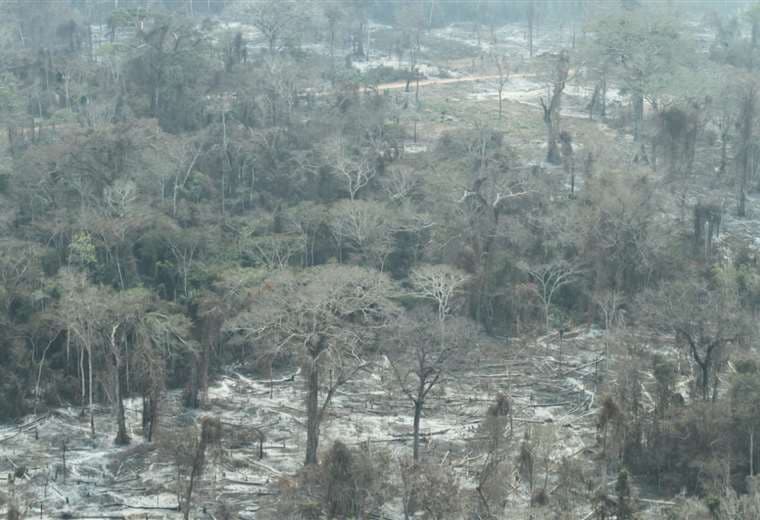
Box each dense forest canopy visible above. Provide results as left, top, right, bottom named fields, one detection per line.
left=2, top=0, right=760, bottom=518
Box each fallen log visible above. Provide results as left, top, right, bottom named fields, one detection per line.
left=558, top=358, right=604, bottom=377
left=391, top=428, right=450, bottom=438
left=512, top=417, right=548, bottom=424
left=60, top=515, right=125, bottom=520
left=236, top=369, right=300, bottom=386
left=258, top=406, right=305, bottom=427
left=103, top=503, right=179, bottom=511
left=359, top=429, right=455, bottom=445
left=223, top=478, right=267, bottom=487
left=0, top=413, right=51, bottom=441
left=250, top=460, right=282, bottom=476
left=638, top=498, right=676, bottom=506
left=536, top=326, right=587, bottom=344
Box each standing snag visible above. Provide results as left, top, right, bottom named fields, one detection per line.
left=539, top=50, right=570, bottom=165
left=224, top=265, right=398, bottom=465
left=387, top=313, right=470, bottom=462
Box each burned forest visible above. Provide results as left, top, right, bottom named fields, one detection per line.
left=2, top=0, right=760, bottom=519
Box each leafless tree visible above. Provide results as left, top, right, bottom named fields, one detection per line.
left=328, top=138, right=376, bottom=201
left=387, top=313, right=464, bottom=462
left=539, top=50, right=570, bottom=165
left=527, top=0, right=535, bottom=58
left=527, top=261, right=584, bottom=333
left=237, top=225, right=305, bottom=270
left=169, top=140, right=202, bottom=218
left=410, top=264, right=470, bottom=328
left=32, top=321, right=62, bottom=416
left=737, top=81, right=758, bottom=217
left=560, top=131, right=575, bottom=195
left=594, top=288, right=625, bottom=331
left=638, top=275, right=752, bottom=400
left=714, top=87, right=737, bottom=178
left=493, top=54, right=510, bottom=119
left=473, top=394, right=512, bottom=518
left=165, top=227, right=206, bottom=300
left=224, top=265, right=398, bottom=465
left=55, top=269, right=108, bottom=437
left=87, top=179, right=150, bottom=291
left=133, top=308, right=194, bottom=441
left=330, top=200, right=397, bottom=271
left=243, top=0, right=306, bottom=55
left=174, top=417, right=222, bottom=520
left=382, top=165, right=421, bottom=202
left=400, top=458, right=462, bottom=519
left=109, top=323, right=129, bottom=445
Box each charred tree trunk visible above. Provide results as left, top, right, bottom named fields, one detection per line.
left=142, top=394, right=149, bottom=435
left=699, top=360, right=710, bottom=402
left=183, top=470, right=198, bottom=520
left=113, top=352, right=129, bottom=445
left=750, top=429, right=755, bottom=477
left=633, top=93, right=644, bottom=142
left=589, top=84, right=599, bottom=120
left=148, top=394, right=159, bottom=441
left=356, top=22, right=365, bottom=57
left=738, top=86, right=755, bottom=218
left=527, top=1, right=534, bottom=58
left=329, top=27, right=336, bottom=83
left=412, top=399, right=423, bottom=462
left=185, top=361, right=199, bottom=408
left=88, top=345, right=95, bottom=437
left=111, top=326, right=129, bottom=446
left=305, top=356, right=320, bottom=465
left=719, top=132, right=728, bottom=176
left=305, top=334, right=329, bottom=466
left=199, top=343, right=209, bottom=408
left=543, top=106, right=561, bottom=164
left=540, top=51, right=569, bottom=165
left=143, top=391, right=159, bottom=442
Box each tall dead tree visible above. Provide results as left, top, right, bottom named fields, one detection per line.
left=559, top=131, right=575, bottom=195
left=245, top=0, right=303, bottom=55
left=693, top=203, right=722, bottom=260
left=183, top=417, right=222, bottom=520
left=527, top=0, right=535, bottom=58
left=387, top=313, right=462, bottom=462
left=640, top=279, right=750, bottom=401
left=528, top=260, right=584, bottom=333
left=738, top=83, right=758, bottom=217
left=494, top=54, right=510, bottom=119
left=540, top=51, right=570, bottom=165
left=224, top=266, right=398, bottom=466
left=409, top=264, right=470, bottom=344
left=110, top=324, right=129, bottom=446
left=474, top=394, right=512, bottom=518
